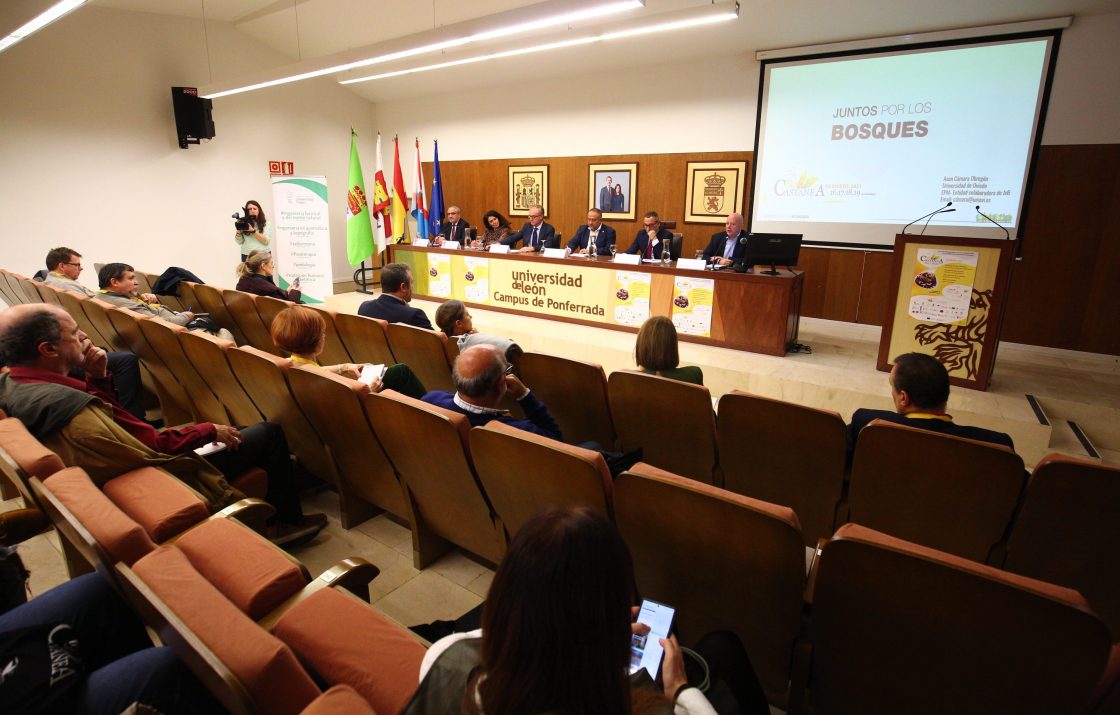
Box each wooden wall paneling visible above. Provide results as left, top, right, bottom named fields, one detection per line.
left=789, top=248, right=829, bottom=318
left=819, top=250, right=863, bottom=323
left=856, top=251, right=894, bottom=325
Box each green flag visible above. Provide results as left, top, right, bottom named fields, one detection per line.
left=345, top=130, right=374, bottom=267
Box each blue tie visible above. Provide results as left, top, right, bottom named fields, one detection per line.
left=532, top=227, right=539, bottom=248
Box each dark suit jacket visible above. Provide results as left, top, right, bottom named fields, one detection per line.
left=625, top=228, right=674, bottom=259
left=846, top=408, right=1015, bottom=460
left=598, top=186, right=613, bottom=211
left=357, top=293, right=432, bottom=330
left=566, top=224, right=617, bottom=253
left=702, top=231, right=748, bottom=263
left=502, top=221, right=557, bottom=250
left=437, top=219, right=471, bottom=243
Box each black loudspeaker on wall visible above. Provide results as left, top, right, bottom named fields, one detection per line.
left=171, top=86, right=215, bottom=149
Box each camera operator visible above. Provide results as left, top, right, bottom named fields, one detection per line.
left=233, top=199, right=271, bottom=261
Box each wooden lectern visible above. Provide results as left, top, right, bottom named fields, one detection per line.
left=877, top=234, right=1015, bottom=391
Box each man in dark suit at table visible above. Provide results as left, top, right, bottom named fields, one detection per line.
left=357, top=262, right=433, bottom=329
left=566, top=208, right=616, bottom=255
left=436, top=205, right=470, bottom=246
left=624, top=211, right=674, bottom=260
left=501, top=205, right=557, bottom=253
left=598, top=176, right=613, bottom=212
left=701, top=212, right=748, bottom=266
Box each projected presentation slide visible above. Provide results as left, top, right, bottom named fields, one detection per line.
left=752, top=37, right=1054, bottom=246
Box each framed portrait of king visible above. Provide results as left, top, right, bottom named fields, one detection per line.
left=509, top=165, right=549, bottom=217
left=684, top=161, right=748, bottom=224
left=589, top=162, right=638, bottom=221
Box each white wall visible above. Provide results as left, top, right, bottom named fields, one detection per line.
left=0, top=7, right=375, bottom=287
left=373, top=12, right=1120, bottom=160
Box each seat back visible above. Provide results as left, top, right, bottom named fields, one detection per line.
left=335, top=313, right=396, bottom=366
left=225, top=346, right=337, bottom=486
left=223, top=289, right=277, bottom=353
left=177, top=280, right=200, bottom=315
left=32, top=281, right=63, bottom=306
left=670, top=232, right=684, bottom=260
left=54, top=289, right=110, bottom=347
left=848, top=420, right=1026, bottom=562
left=192, top=283, right=248, bottom=345
left=79, top=297, right=129, bottom=352
left=105, top=304, right=194, bottom=425
left=1004, top=454, right=1120, bottom=640
left=717, top=390, right=846, bottom=546
left=0, top=417, right=67, bottom=504
left=139, top=317, right=231, bottom=425
left=386, top=323, right=456, bottom=393
left=120, top=546, right=321, bottom=715
left=286, top=365, right=405, bottom=523
left=608, top=370, right=718, bottom=484
left=470, top=421, right=613, bottom=543
left=517, top=352, right=616, bottom=448
left=808, top=524, right=1115, bottom=715
left=364, top=390, right=503, bottom=566
left=13, top=274, right=43, bottom=303
left=304, top=305, right=352, bottom=366
left=179, top=331, right=264, bottom=426
left=253, top=294, right=292, bottom=333
left=132, top=270, right=155, bottom=295
left=0, top=270, right=27, bottom=305
left=615, top=463, right=805, bottom=705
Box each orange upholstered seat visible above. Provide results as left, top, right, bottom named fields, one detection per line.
left=102, top=466, right=210, bottom=542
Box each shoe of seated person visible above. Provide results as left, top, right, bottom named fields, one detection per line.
left=267, top=513, right=328, bottom=546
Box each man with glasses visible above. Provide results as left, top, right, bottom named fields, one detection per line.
left=436, top=205, right=471, bottom=247
left=624, top=211, right=673, bottom=260
left=421, top=345, right=561, bottom=440
left=501, top=205, right=557, bottom=253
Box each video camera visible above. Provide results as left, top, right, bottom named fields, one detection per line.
left=232, top=208, right=256, bottom=232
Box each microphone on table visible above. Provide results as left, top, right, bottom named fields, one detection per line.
left=976, top=206, right=1011, bottom=240
left=902, top=201, right=952, bottom=235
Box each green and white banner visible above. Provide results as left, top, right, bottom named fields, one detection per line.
left=271, top=175, right=331, bottom=304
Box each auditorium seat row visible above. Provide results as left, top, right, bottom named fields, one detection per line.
left=0, top=418, right=425, bottom=715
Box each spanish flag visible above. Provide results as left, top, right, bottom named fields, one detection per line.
left=390, top=135, right=409, bottom=244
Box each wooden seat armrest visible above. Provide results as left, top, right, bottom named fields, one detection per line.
left=803, top=537, right=828, bottom=605
left=216, top=497, right=275, bottom=536
left=257, top=558, right=381, bottom=630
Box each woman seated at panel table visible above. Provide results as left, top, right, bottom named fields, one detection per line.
left=434, top=299, right=522, bottom=363
left=472, top=210, right=511, bottom=249
left=270, top=306, right=426, bottom=399
left=405, top=507, right=768, bottom=715
left=635, top=316, right=704, bottom=386
left=235, top=249, right=301, bottom=302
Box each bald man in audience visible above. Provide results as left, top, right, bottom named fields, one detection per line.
left=847, top=352, right=1014, bottom=458
left=421, top=345, right=561, bottom=440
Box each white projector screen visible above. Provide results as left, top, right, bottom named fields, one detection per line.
left=749, top=33, right=1059, bottom=248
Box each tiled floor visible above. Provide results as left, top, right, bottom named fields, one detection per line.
left=7, top=287, right=1118, bottom=649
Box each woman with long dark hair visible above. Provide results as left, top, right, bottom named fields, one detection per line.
left=406, top=508, right=765, bottom=714
left=474, top=210, right=511, bottom=249
left=234, top=199, right=271, bottom=260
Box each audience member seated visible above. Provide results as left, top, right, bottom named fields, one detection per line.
left=41, top=247, right=147, bottom=420
left=98, top=263, right=235, bottom=341
left=0, top=304, right=326, bottom=545
left=271, top=305, right=426, bottom=400
left=500, top=205, right=557, bottom=253
left=847, top=352, right=1015, bottom=457
left=567, top=208, right=617, bottom=255
left=635, top=316, right=703, bottom=386
left=235, top=249, right=301, bottom=302
left=357, top=263, right=433, bottom=329
left=0, top=573, right=222, bottom=714
left=624, top=211, right=673, bottom=260
left=433, top=300, right=521, bottom=362
left=701, top=213, right=747, bottom=266
left=473, top=210, right=511, bottom=249
left=406, top=507, right=768, bottom=715
left=421, top=345, right=561, bottom=440
left=436, top=205, right=471, bottom=246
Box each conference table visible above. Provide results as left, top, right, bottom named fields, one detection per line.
left=387, top=244, right=804, bottom=356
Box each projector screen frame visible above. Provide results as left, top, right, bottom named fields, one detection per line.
left=747, top=27, right=1064, bottom=255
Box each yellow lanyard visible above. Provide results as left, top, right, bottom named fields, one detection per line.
left=905, top=412, right=953, bottom=422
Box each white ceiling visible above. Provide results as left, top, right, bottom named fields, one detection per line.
left=42, top=0, right=1120, bottom=101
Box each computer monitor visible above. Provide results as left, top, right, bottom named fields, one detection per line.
left=742, top=233, right=802, bottom=275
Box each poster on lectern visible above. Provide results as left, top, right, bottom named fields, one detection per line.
left=271, top=176, right=331, bottom=304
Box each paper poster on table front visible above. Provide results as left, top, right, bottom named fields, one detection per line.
left=610, top=271, right=651, bottom=326
left=427, top=253, right=452, bottom=298
left=908, top=248, right=978, bottom=324
left=451, top=255, right=490, bottom=305
left=670, top=276, right=715, bottom=336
